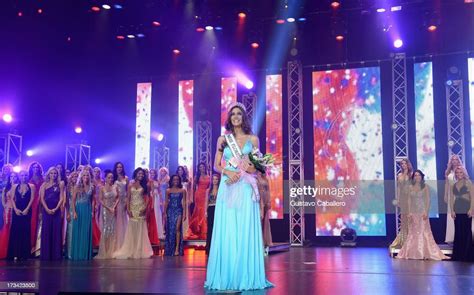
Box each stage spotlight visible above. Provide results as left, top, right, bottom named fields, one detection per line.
left=205, top=25, right=213, bottom=31
left=287, top=17, right=295, bottom=23
left=18, top=11, right=23, bottom=17
left=116, top=35, right=125, bottom=40
left=298, top=17, right=307, bottom=22
left=173, top=49, right=180, bottom=55
left=340, top=227, right=357, bottom=247
left=331, top=1, right=340, bottom=9
left=251, top=42, right=259, bottom=48
left=91, top=6, right=100, bottom=12
left=276, top=19, right=285, bottom=24
left=13, top=166, right=21, bottom=173
left=427, top=25, right=437, bottom=32
left=391, top=6, right=402, bottom=12
left=238, top=12, right=246, bottom=18
left=393, top=39, right=403, bottom=48
left=26, top=150, right=34, bottom=157
left=196, top=27, right=205, bottom=32
left=245, top=81, right=254, bottom=89
left=376, top=8, right=386, bottom=13
left=127, top=34, right=135, bottom=39
left=136, top=33, right=145, bottom=38
left=152, top=21, right=161, bottom=27
left=102, top=4, right=111, bottom=10
left=336, top=35, right=344, bottom=41
left=2, top=113, right=12, bottom=123
left=95, top=158, right=102, bottom=164
left=446, top=80, right=453, bottom=86
left=157, top=133, right=164, bottom=141
left=37, top=8, right=43, bottom=14
left=74, top=127, right=82, bottom=134
left=114, top=4, right=123, bottom=9
left=215, top=26, right=223, bottom=31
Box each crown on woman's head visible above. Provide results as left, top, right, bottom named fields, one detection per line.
left=228, top=101, right=247, bottom=113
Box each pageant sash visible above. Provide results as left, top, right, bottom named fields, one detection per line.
left=224, top=133, right=242, bottom=168
left=224, top=133, right=260, bottom=203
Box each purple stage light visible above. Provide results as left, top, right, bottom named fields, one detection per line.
left=245, top=81, right=254, bottom=89
left=26, top=150, right=34, bottom=157
left=2, top=113, right=12, bottom=123
left=393, top=39, right=403, bottom=48
left=95, top=158, right=102, bottom=164
left=157, top=133, right=164, bottom=141
left=235, top=71, right=254, bottom=90
left=74, top=126, right=82, bottom=134
left=13, top=166, right=21, bottom=173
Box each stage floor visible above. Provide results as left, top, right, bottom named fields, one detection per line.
left=1, top=247, right=473, bottom=294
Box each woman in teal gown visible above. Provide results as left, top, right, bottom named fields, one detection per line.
left=205, top=102, right=273, bottom=291
left=71, top=170, right=93, bottom=260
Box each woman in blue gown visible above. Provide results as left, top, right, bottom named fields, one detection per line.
left=71, top=170, right=93, bottom=260
left=205, top=102, right=273, bottom=291
left=164, top=174, right=186, bottom=256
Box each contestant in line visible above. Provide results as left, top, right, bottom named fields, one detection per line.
left=187, top=162, right=210, bottom=240
left=397, top=170, right=449, bottom=260
left=71, top=170, right=94, bottom=260
left=204, top=173, right=220, bottom=255
left=113, top=162, right=129, bottom=250
left=40, top=167, right=65, bottom=260
left=444, top=155, right=463, bottom=244
left=95, top=170, right=119, bottom=259
left=205, top=102, right=273, bottom=290
left=450, top=167, right=474, bottom=261
left=113, top=168, right=153, bottom=259
left=390, top=158, right=413, bottom=250
left=164, top=174, right=187, bottom=256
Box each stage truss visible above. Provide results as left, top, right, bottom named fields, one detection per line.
left=0, top=133, right=22, bottom=168
left=153, top=145, right=170, bottom=170
left=195, top=121, right=212, bottom=174
left=446, top=80, right=465, bottom=162
left=65, top=144, right=91, bottom=171
left=288, top=60, right=305, bottom=246
left=391, top=53, right=409, bottom=234
left=242, top=92, right=257, bottom=129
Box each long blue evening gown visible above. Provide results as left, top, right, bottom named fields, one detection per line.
left=205, top=139, right=273, bottom=291
left=164, top=192, right=184, bottom=256
left=71, top=187, right=93, bottom=260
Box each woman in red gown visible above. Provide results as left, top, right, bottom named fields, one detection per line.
left=0, top=169, right=17, bottom=259
left=28, top=162, right=44, bottom=255
left=146, top=170, right=159, bottom=251
left=187, top=163, right=210, bottom=240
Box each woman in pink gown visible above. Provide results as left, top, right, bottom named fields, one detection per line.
left=398, top=170, right=449, bottom=260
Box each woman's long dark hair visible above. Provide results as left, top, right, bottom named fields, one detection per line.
left=194, top=162, right=208, bottom=191
left=208, top=174, right=220, bottom=195
left=113, top=162, right=126, bottom=182
left=176, top=166, right=188, bottom=183
left=133, top=168, right=149, bottom=195
left=4, top=172, right=19, bottom=195
left=411, top=169, right=426, bottom=189
left=56, top=163, right=67, bottom=186
left=225, top=105, right=252, bottom=135
left=169, top=174, right=183, bottom=189
left=28, top=161, right=44, bottom=182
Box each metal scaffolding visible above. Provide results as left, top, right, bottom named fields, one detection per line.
left=446, top=80, right=465, bottom=162
left=195, top=121, right=212, bottom=174
left=242, top=92, right=257, bottom=129
left=391, top=53, right=409, bottom=234
left=153, top=146, right=170, bottom=170
left=288, top=60, right=305, bottom=246
left=65, top=144, right=91, bottom=171
left=0, top=133, right=22, bottom=167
